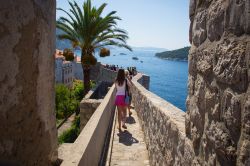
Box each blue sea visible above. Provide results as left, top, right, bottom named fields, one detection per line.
left=76, top=49, right=188, bottom=111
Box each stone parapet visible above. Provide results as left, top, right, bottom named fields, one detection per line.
left=132, top=74, right=194, bottom=166
left=80, top=81, right=113, bottom=130
left=80, top=99, right=102, bottom=130
left=99, top=67, right=118, bottom=82
left=137, top=74, right=150, bottom=90
left=59, top=84, right=116, bottom=166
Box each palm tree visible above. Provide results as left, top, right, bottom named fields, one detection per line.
left=57, top=0, right=132, bottom=95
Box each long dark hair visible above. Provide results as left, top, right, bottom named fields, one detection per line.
left=116, top=69, right=125, bottom=86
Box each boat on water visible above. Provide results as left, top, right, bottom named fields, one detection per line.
left=140, top=60, right=143, bottom=63
left=120, top=53, right=126, bottom=55
left=132, top=57, right=139, bottom=60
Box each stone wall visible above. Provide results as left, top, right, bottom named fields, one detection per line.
left=99, top=67, right=118, bottom=82
left=186, top=0, right=250, bottom=165
left=137, top=74, right=150, bottom=90
left=0, top=0, right=57, bottom=165
left=132, top=74, right=195, bottom=166
left=80, top=99, right=102, bottom=130
left=90, top=81, right=113, bottom=99
left=80, top=81, right=113, bottom=130
left=59, top=85, right=116, bottom=166
left=90, top=62, right=101, bottom=81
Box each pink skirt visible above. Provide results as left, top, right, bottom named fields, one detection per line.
left=115, top=95, right=127, bottom=106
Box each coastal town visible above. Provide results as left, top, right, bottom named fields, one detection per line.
left=0, top=0, right=249, bottom=166
left=55, top=49, right=82, bottom=88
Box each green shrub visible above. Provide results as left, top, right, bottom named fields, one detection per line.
left=55, top=84, right=77, bottom=119
left=72, top=80, right=84, bottom=102
left=58, top=116, right=80, bottom=144
left=72, top=80, right=96, bottom=102
left=55, top=81, right=96, bottom=119
left=58, top=127, right=79, bottom=144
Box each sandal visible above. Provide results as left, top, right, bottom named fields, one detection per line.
left=122, top=124, right=127, bottom=129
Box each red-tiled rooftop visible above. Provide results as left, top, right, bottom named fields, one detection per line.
left=55, top=49, right=64, bottom=59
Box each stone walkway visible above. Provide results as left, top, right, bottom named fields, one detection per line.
left=109, top=108, right=150, bottom=166
left=58, top=114, right=75, bottom=136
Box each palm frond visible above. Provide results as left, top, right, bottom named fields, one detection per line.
left=56, top=0, right=132, bottom=58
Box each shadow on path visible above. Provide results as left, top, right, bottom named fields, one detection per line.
left=126, top=116, right=136, bottom=124
left=117, top=130, right=139, bottom=146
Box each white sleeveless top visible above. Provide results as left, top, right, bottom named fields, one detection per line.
left=115, top=81, right=126, bottom=96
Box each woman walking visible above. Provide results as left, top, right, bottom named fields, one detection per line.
left=115, top=69, right=130, bottom=132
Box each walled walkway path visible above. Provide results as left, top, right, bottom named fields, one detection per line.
left=109, top=107, right=150, bottom=166
left=58, top=114, right=76, bottom=137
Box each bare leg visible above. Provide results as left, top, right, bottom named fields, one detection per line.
left=128, top=103, right=132, bottom=116
left=117, top=106, right=122, bottom=131
left=122, top=106, right=127, bottom=128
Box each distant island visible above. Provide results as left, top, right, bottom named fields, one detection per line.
left=155, top=46, right=190, bottom=61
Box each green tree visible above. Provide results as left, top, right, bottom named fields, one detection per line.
left=58, top=115, right=80, bottom=144
left=72, top=80, right=84, bottom=101
left=55, top=84, right=77, bottom=119
left=57, top=0, right=132, bottom=95
left=63, top=48, right=75, bottom=61
left=100, top=48, right=110, bottom=57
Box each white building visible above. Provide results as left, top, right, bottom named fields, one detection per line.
left=62, top=61, right=74, bottom=88
left=55, top=50, right=64, bottom=84
left=73, top=56, right=83, bottom=81
left=55, top=49, right=74, bottom=88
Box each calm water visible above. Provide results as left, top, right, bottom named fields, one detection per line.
left=76, top=49, right=188, bottom=111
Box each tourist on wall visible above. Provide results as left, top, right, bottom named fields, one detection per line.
left=114, top=69, right=131, bottom=132
left=125, top=70, right=133, bottom=116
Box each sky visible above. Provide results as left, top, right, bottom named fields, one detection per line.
left=56, top=0, right=190, bottom=50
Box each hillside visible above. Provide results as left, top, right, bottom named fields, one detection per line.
left=155, top=46, right=190, bottom=61
left=56, top=29, right=72, bottom=50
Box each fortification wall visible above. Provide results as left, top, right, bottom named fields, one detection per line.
left=90, top=63, right=118, bottom=83
left=59, top=85, right=116, bottom=166
left=132, top=74, right=194, bottom=166
left=98, top=67, right=118, bottom=83
left=80, top=81, right=113, bottom=130
left=0, top=1, right=57, bottom=165
left=186, top=0, right=250, bottom=165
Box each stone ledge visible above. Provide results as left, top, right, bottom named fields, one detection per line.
left=59, top=85, right=116, bottom=166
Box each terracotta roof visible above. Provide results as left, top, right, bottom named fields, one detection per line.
left=55, top=49, right=64, bottom=59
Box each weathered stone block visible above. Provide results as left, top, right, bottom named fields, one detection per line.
left=0, top=0, right=57, bottom=165
left=207, top=0, right=225, bottom=42
left=187, top=0, right=250, bottom=165
left=192, top=10, right=208, bottom=46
